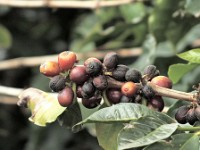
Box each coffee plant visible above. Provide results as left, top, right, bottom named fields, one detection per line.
left=17, top=49, right=200, bottom=150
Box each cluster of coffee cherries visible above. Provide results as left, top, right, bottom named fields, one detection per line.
left=175, top=104, right=200, bottom=125
left=40, top=51, right=172, bottom=111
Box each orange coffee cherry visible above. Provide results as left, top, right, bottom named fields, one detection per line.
left=121, top=81, right=137, bottom=97
left=151, top=76, right=172, bottom=89
left=40, top=61, right=60, bottom=77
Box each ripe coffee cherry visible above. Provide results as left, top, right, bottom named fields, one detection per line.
left=121, top=82, right=137, bottom=98
left=142, top=85, right=155, bottom=99
left=175, top=105, right=190, bottom=124
left=148, top=96, right=164, bottom=112
left=125, top=68, right=142, bottom=83
left=120, top=95, right=133, bottom=103
left=103, top=52, right=118, bottom=70
left=58, top=86, right=74, bottom=107
left=58, top=51, right=77, bottom=72
left=40, top=61, right=60, bottom=77
left=186, top=108, right=197, bottom=125
left=82, top=96, right=101, bottom=109
left=151, top=76, right=172, bottom=89
left=85, top=61, right=102, bottom=76
left=106, top=88, right=122, bottom=104
left=112, top=65, right=129, bottom=81
left=69, top=65, right=89, bottom=85
left=93, top=75, right=108, bottom=90
left=49, top=75, right=66, bottom=92
left=76, top=85, right=83, bottom=98
left=143, top=65, right=159, bottom=81
left=82, top=81, right=95, bottom=98
left=194, top=106, right=200, bottom=120
left=84, top=57, right=101, bottom=66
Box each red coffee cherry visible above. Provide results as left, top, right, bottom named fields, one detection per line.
left=121, top=82, right=137, bottom=98
left=57, top=86, right=74, bottom=107
left=70, top=65, right=89, bottom=85
left=58, top=51, right=77, bottom=72
left=40, top=61, right=60, bottom=77
left=151, top=76, right=172, bottom=89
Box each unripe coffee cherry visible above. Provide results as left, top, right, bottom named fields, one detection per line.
left=103, top=52, right=118, bottom=70
left=151, top=76, right=172, bottom=89
left=82, top=96, right=101, bottom=109
left=121, top=82, right=137, bottom=98
left=175, top=105, right=190, bottom=124
left=125, top=68, right=142, bottom=83
left=112, top=65, right=129, bottom=81
left=58, top=51, right=77, bottom=72
left=148, top=96, right=164, bottom=112
left=143, top=65, right=159, bottom=81
left=93, top=75, right=108, bottom=90
left=186, top=108, right=197, bottom=125
left=85, top=61, right=102, bottom=76
left=84, top=57, right=101, bottom=66
left=194, top=106, right=200, bottom=120
left=120, top=95, right=133, bottom=103
left=49, top=75, right=66, bottom=92
left=58, top=86, right=74, bottom=107
left=69, top=65, right=89, bottom=85
left=40, top=61, right=60, bottom=77
left=82, top=81, right=95, bottom=98
left=142, top=85, right=155, bottom=99
left=106, top=88, right=122, bottom=104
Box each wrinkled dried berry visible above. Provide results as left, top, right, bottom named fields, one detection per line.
left=82, top=96, right=101, bottom=109
left=125, top=68, right=142, bottom=83
left=82, top=81, right=95, bottom=98
left=112, top=65, right=129, bottom=81
left=186, top=108, right=197, bottom=125
left=103, top=52, right=118, bottom=70
left=49, top=75, right=66, bottom=92
left=175, top=105, right=190, bottom=124
left=142, top=85, right=155, bottom=99
left=143, top=65, right=159, bottom=81
left=93, top=75, right=108, bottom=90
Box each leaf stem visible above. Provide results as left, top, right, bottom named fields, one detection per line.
left=178, top=126, right=200, bottom=132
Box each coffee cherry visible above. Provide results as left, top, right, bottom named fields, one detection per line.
left=40, top=61, right=60, bottom=77
left=76, top=85, right=83, bottom=98
left=106, top=88, right=122, bottom=104
left=85, top=61, right=102, bottom=76
left=58, top=51, right=77, bottom=72
left=148, top=96, right=164, bottom=112
left=186, top=108, right=197, bottom=125
left=194, top=106, right=200, bottom=120
left=125, top=68, right=142, bottom=83
left=121, top=82, right=137, bottom=98
left=112, top=65, right=129, bottom=81
left=103, top=52, right=118, bottom=70
left=175, top=105, right=190, bottom=124
left=82, top=81, right=95, bottom=98
left=49, top=75, right=66, bottom=92
left=82, top=96, right=101, bottom=109
left=93, top=75, right=108, bottom=90
left=84, top=57, right=101, bottom=66
left=151, top=76, right=172, bottom=89
left=120, top=95, right=133, bottom=103
left=58, top=86, right=74, bottom=107
left=135, top=94, right=142, bottom=103
left=143, top=65, right=159, bottom=81
left=69, top=65, right=89, bottom=85
left=142, top=85, right=155, bottom=99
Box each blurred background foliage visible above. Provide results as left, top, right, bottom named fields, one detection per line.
left=0, top=0, right=200, bottom=149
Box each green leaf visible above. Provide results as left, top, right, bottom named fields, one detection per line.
left=168, top=63, right=197, bottom=84
left=185, top=0, right=200, bottom=17
left=118, top=116, right=178, bottom=149
left=96, top=123, right=124, bottom=150
left=0, top=24, right=12, bottom=49
left=58, top=102, right=82, bottom=133
left=177, top=49, right=200, bottom=63
left=18, top=88, right=66, bottom=126
left=73, top=103, right=174, bottom=129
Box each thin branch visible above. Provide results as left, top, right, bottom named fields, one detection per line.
left=0, top=0, right=142, bottom=9
left=0, top=48, right=142, bottom=70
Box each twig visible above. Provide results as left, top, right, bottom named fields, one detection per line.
left=0, top=48, right=142, bottom=70
left=0, top=0, right=142, bottom=9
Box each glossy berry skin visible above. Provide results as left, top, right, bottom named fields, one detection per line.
left=186, top=108, right=197, bottom=125
left=57, top=86, right=74, bottom=107
left=58, top=51, right=77, bottom=72
left=82, top=96, right=101, bottom=109
left=93, top=75, right=108, bottom=90
left=49, top=75, right=66, bottom=92
left=121, top=82, right=137, bottom=98
left=103, top=52, right=118, bottom=70
left=106, top=89, right=122, bottom=104
left=151, top=76, right=172, bottom=89
left=70, top=65, right=89, bottom=85
left=148, top=96, right=164, bottom=112
left=81, top=81, right=95, bottom=98
left=175, top=105, right=190, bottom=124
left=125, top=69, right=142, bottom=83
left=112, top=65, right=129, bottom=81
left=85, top=61, right=102, bottom=76
left=143, top=65, right=159, bottom=81
left=84, top=57, right=101, bottom=66
left=40, top=61, right=60, bottom=77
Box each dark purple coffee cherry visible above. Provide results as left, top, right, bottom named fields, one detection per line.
left=103, top=52, right=118, bottom=70
left=93, top=75, right=108, bottom=90
left=82, top=81, right=95, bottom=98
left=175, top=105, right=190, bottom=124
left=186, top=108, right=197, bottom=125
left=106, top=88, right=122, bottom=104
left=112, top=65, right=129, bottom=81
left=82, top=96, right=101, bottom=109
left=120, top=95, right=133, bottom=103
left=76, top=85, right=83, bottom=98
left=142, top=85, right=155, bottom=99
left=143, top=65, right=160, bottom=81
left=85, top=61, right=102, bottom=76
left=148, top=96, right=164, bottom=112
left=69, top=65, right=89, bottom=85
left=49, top=75, right=66, bottom=92
left=125, top=68, right=142, bottom=83
left=194, top=106, right=200, bottom=120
